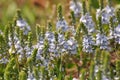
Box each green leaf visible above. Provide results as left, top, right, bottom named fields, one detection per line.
left=22, top=7, right=35, bottom=24
left=90, top=0, right=99, bottom=9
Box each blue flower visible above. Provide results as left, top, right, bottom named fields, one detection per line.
left=69, top=26, right=76, bottom=36
left=0, top=57, right=8, bottom=64
left=96, top=33, right=110, bottom=50
left=96, top=5, right=116, bottom=24
left=57, top=33, right=66, bottom=53
left=45, top=32, right=55, bottom=43
left=49, top=43, right=56, bottom=53
left=27, top=71, right=36, bottom=80
left=70, top=0, right=82, bottom=17
left=82, top=35, right=95, bottom=53
left=114, top=24, right=120, bottom=37
left=64, top=37, right=78, bottom=54
left=16, top=19, right=31, bottom=35
left=25, top=46, right=33, bottom=57
left=56, top=19, right=69, bottom=32
left=8, top=35, right=22, bottom=54
left=80, top=13, right=95, bottom=33
left=114, top=24, right=120, bottom=44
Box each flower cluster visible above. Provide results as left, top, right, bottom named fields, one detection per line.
left=96, top=33, right=110, bottom=50
left=16, top=19, right=31, bottom=35
left=16, top=10, right=31, bottom=35
left=69, top=0, right=82, bottom=17
left=56, top=19, right=69, bottom=32
left=80, top=13, right=95, bottom=33
left=114, top=24, right=120, bottom=44
left=0, top=0, right=120, bottom=80
left=82, top=35, right=95, bottom=53
left=96, top=5, right=116, bottom=24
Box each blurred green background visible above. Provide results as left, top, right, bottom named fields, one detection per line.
left=0, top=0, right=120, bottom=31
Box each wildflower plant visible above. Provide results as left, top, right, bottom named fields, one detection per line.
left=0, top=0, right=120, bottom=80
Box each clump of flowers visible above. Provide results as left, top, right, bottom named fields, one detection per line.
left=80, top=13, right=95, bottom=33
left=96, top=33, right=110, bottom=50
left=16, top=10, right=31, bottom=35
left=69, top=0, right=82, bottom=17
left=64, top=37, right=78, bottom=54
left=56, top=5, right=69, bottom=32
left=96, top=0, right=116, bottom=24
left=80, top=0, right=95, bottom=34
left=83, top=35, right=95, bottom=53
left=0, top=0, right=120, bottom=80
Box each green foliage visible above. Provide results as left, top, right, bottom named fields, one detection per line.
left=116, top=8, right=120, bottom=24
left=96, top=70, right=102, bottom=80
left=31, top=48, right=38, bottom=64
left=4, top=58, right=19, bottom=80
left=103, top=52, right=110, bottom=71
left=0, top=34, right=7, bottom=54
left=0, top=0, right=120, bottom=80
left=19, top=71, right=27, bottom=80
left=28, top=32, right=32, bottom=48
left=80, top=69, right=86, bottom=80
left=116, top=60, right=120, bottom=77
left=82, top=0, right=87, bottom=15
left=90, top=0, right=99, bottom=9
left=70, top=11, right=76, bottom=25
left=57, top=4, right=63, bottom=20
left=33, top=67, right=39, bottom=80
left=99, top=0, right=104, bottom=10
left=89, top=61, right=95, bottom=80
left=27, top=48, right=38, bottom=71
